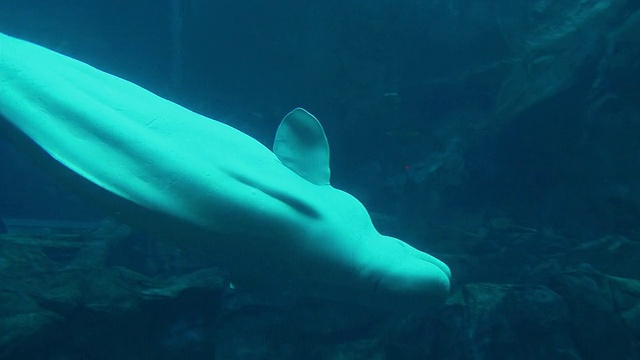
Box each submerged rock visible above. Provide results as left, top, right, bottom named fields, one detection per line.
left=0, top=230, right=225, bottom=359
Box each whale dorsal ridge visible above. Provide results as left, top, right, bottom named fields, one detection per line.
left=273, top=108, right=331, bottom=185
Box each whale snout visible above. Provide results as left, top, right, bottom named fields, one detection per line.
left=374, top=257, right=451, bottom=310
left=358, top=235, right=452, bottom=311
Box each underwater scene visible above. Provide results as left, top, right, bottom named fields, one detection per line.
left=1, top=0, right=639, bottom=359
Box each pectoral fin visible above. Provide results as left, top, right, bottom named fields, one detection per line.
left=273, top=108, right=330, bottom=185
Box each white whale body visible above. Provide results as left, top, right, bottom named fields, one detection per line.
left=0, top=33, right=450, bottom=310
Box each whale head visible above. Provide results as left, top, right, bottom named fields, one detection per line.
left=271, top=108, right=451, bottom=311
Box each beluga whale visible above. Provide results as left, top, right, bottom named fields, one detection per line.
left=0, top=33, right=451, bottom=311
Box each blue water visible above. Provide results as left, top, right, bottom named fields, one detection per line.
left=1, top=1, right=639, bottom=359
